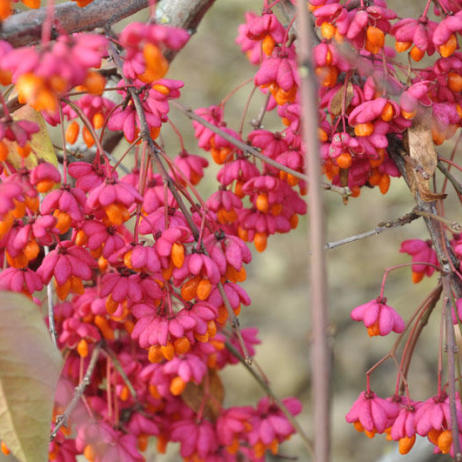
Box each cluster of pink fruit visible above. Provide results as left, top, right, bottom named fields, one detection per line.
left=0, top=0, right=313, bottom=460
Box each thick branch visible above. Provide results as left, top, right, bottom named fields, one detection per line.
left=388, top=136, right=462, bottom=297
left=1, top=0, right=216, bottom=48
left=296, top=2, right=330, bottom=462
left=1, top=0, right=149, bottom=47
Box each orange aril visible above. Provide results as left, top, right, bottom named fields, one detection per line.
left=17, top=144, right=31, bottom=158
left=410, top=46, right=425, bottom=62
left=412, top=271, right=424, bottom=284
left=290, top=214, right=299, bottom=229
left=395, top=41, right=411, bottom=52
left=104, top=202, right=130, bottom=226
left=148, top=345, right=163, bottom=363
left=256, top=193, right=269, bottom=213
left=160, top=342, right=175, bottom=360
left=83, top=444, right=95, bottom=462
left=401, top=109, right=416, bottom=120
left=157, top=434, right=168, bottom=454
left=254, top=232, right=267, bottom=252
left=36, top=179, right=56, bottom=193
left=217, top=208, right=238, bottom=224
left=437, top=429, right=452, bottom=454
left=94, top=315, right=114, bottom=340
left=82, top=125, right=95, bottom=148
left=53, top=209, right=72, bottom=233
left=6, top=251, right=28, bottom=268
left=75, top=229, right=87, bottom=246
left=379, top=173, right=390, bottom=194
left=320, top=22, right=336, bottom=40
left=0, top=0, right=12, bottom=19
left=77, top=338, right=89, bottom=358
left=207, top=320, right=217, bottom=337
left=448, top=72, right=462, bottom=93
left=196, top=278, right=212, bottom=300
left=84, top=71, right=105, bottom=95
left=56, top=279, right=71, bottom=300
left=0, top=140, right=8, bottom=161
left=336, top=152, right=352, bottom=169
left=65, top=121, right=80, bottom=144
left=105, top=294, right=119, bottom=314
left=24, top=239, right=40, bottom=261
left=170, top=376, right=186, bottom=396
left=171, top=242, right=185, bottom=268
left=398, top=435, right=416, bottom=455
left=381, top=102, right=395, bottom=122
left=174, top=337, right=191, bottom=355
left=262, top=35, right=275, bottom=56
left=119, top=385, right=130, bottom=402
left=93, top=113, right=104, bottom=129
left=354, top=122, right=374, bottom=137
left=138, top=43, right=169, bottom=83
left=365, top=26, right=385, bottom=53
left=137, top=434, right=149, bottom=452
left=315, top=66, right=338, bottom=87
left=237, top=226, right=249, bottom=241
left=181, top=275, right=200, bottom=301
left=439, top=34, right=457, bottom=58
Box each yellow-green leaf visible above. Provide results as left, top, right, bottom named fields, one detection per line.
left=0, top=292, right=62, bottom=462
left=6, top=105, right=57, bottom=169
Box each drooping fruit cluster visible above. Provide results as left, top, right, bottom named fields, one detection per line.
left=0, top=3, right=308, bottom=461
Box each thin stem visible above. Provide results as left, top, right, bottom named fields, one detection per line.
left=238, top=85, right=257, bottom=135
left=379, top=262, right=440, bottom=298
left=101, top=345, right=137, bottom=399
left=168, top=119, right=186, bottom=152
left=112, top=136, right=142, bottom=172
left=219, top=77, right=253, bottom=108
left=50, top=344, right=101, bottom=441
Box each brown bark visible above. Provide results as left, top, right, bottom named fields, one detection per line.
left=0, top=0, right=216, bottom=48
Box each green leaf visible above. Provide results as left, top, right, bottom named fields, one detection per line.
left=0, top=292, right=62, bottom=462
left=6, top=105, right=57, bottom=169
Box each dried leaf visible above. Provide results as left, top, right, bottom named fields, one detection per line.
left=329, top=81, right=354, bottom=116
left=0, top=292, right=62, bottom=462
left=6, top=105, right=57, bottom=169
left=406, top=121, right=445, bottom=202
left=182, top=370, right=224, bottom=421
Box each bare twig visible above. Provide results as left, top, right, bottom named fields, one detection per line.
left=296, top=2, right=330, bottom=462
left=225, top=341, right=314, bottom=457
left=325, top=210, right=420, bottom=250
left=438, top=160, right=462, bottom=197
left=50, top=344, right=101, bottom=441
